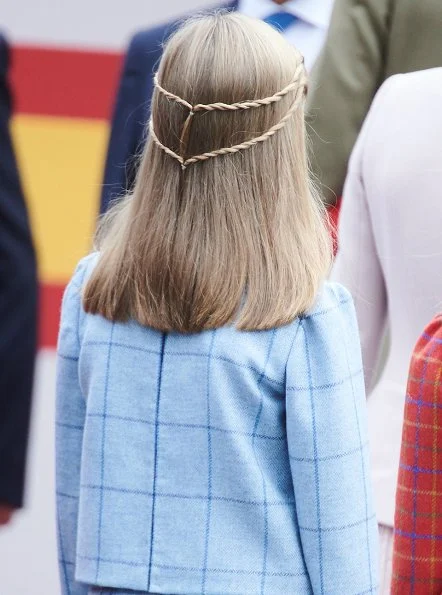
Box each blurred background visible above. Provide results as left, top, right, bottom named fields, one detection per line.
left=0, top=2, right=213, bottom=592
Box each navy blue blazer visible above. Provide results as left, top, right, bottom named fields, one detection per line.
left=100, top=1, right=239, bottom=214
left=0, top=34, right=38, bottom=508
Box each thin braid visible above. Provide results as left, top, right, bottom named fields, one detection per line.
left=184, top=82, right=306, bottom=166
left=153, top=62, right=305, bottom=113
left=150, top=67, right=307, bottom=170
left=154, top=75, right=193, bottom=110
left=149, top=121, right=185, bottom=168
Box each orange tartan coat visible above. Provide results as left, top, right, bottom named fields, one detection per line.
left=392, top=315, right=442, bottom=594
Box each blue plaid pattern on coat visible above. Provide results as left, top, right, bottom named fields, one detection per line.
left=56, top=254, right=379, bottom=595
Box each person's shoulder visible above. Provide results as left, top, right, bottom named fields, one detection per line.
left=423, top=313, right=442, bottom=338
left=58, top=254, right=100, bottom=351
left=70, top=252, right=99, bottom=287
left=304, top=281, right=353, bottom=320
left=385, top=68, right=442, bottom=100
left=369, top=68, right=442, bottom=124
left=407, top=315, right=442, bottom=407
left=360, top=72, right=404, bottom=129
left=413, top=314, right=442, bottom=360
left=123, top=24, right=173, bottom=74
left=127, top=20, right=177, bottom=58
left=286, top=282, right=357, bottom=352
left=299, top=282, right=359, bottom=353
left=125, top=2, right=238, bottom=71
left=125, top=9, right=196, bottom=72
left=287, top=283, right=363, bottom=393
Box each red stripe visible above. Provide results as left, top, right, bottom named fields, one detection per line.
left=10, top=46, right=123, bottom=120
left=39, top=282, right=65, bottom=349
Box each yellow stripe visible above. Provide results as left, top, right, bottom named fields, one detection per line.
left=394, top=550, right=442, bottom=564
left=398, top=484, right=442, bottom=497
left=11, top=115, right=109, bottom=283
left=412, top=353, right=442, bottom=366
left=396, top=506, right=442, bottom=519
left=404, top=419, right=442, bottom=431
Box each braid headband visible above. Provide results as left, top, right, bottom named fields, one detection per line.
left=151, top=63, right=307, bottom=170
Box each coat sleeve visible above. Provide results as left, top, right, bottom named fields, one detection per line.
left=0, top=35, right=38, bottom=509
left=55, top=261, right=90, bottom=595
left=100, top=29, right=164, bottom=215
left=286, top=284, right=379, bottom=594
left=306, top=0, right=391, bottom=204
left=330, top=77, right=401, bottom=393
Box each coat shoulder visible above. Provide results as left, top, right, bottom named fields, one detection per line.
left=125, top=20, right=181, bottom=73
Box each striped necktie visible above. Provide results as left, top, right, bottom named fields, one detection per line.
left=263, top=11, right=299, bottom=32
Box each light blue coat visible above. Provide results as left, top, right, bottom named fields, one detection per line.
left=56, top=254, right=379, bottom=595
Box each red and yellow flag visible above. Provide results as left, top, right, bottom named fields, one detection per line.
left=11, top=45, right=123, bottom=347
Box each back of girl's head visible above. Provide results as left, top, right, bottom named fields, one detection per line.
left=84, top=12, right=332, bottom=332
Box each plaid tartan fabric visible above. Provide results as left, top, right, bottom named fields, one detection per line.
left=392, top=315, right=442, bottom=594
left=56, top=254, right=378, bottom=595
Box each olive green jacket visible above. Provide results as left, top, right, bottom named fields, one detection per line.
left=307, top=0, right=442, bottom=205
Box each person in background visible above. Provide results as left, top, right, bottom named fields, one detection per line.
left=0, top=34, right=38, bottom=525
left=306, top=0, right=442, bottom=205
left=56, top=14, right=378, bottom=594
left=100, top=0, right=335, bottom=214
left=331, top=67, right=442, bottom=593
left=392, top=315, right=442, bottom=594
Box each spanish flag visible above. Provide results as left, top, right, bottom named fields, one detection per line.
left=10, top=45, right=123, bottom=348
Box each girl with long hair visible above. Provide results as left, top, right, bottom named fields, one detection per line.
left=56, top=13, right=378, bottom=595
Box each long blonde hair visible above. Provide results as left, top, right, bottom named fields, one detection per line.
left=84, top=12, right=332, bottom=332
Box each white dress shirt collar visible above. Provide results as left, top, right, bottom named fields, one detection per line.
left=238, top=0, right=334, bottom=29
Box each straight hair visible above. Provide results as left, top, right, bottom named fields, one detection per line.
left=83, top=12, right=332, bottom=332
